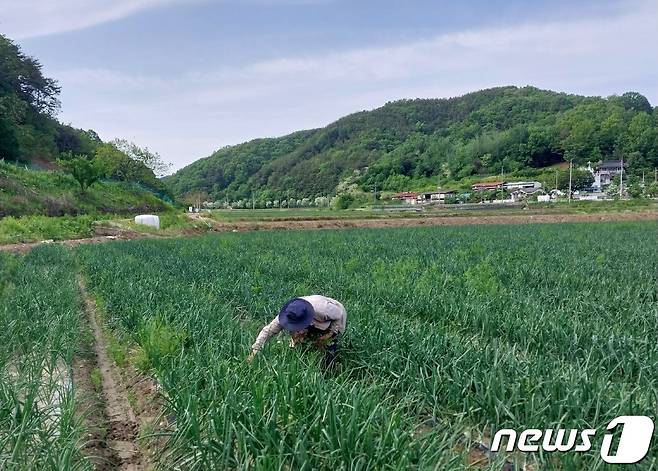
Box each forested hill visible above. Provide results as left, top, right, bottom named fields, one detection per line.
left=1, top=33, right=172, bottom=214
left=166, top=86, right=658, bottom=201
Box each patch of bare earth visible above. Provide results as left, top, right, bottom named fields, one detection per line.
left=72, top=352, right=119, bottom=470
left=204, top=210, right=658, bottom=232
left=455, top=434, right=537, bottom=470
left=0, top=222, right=156, bottom=255
left=75, top=275, right=156, bottom=470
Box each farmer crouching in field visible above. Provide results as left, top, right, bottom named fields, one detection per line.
left=247, top=295, right=347, bottom=368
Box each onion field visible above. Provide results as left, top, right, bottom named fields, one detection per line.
left=70, top=221, right=657, bottom=469
left=1, top=246, right=89, bottom=469
left=1, top=221, right=656, bottom=469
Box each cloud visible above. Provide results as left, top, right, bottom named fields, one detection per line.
left=0, top=0, right=183, bottom=39
left=0, top=0, right=332, bottom=39
left=51, top=0, right=658, bottom=171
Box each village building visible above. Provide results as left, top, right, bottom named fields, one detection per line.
left=471, top=182, right=504, bottom=191
left=416, top=189, right=456, bottom=204
left=509, top=187, right=545, bottom=202
left=589, top=160, right=625, bottom=189
left=503, top=181, right=542, bottom=191
left=391, top=192, right=418, bottom=204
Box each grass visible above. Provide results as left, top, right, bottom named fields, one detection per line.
left=206, top=208, right=424, bottom=222
left=0, top=211, right=202, bottom=245
left=0, top=214, right=105, bottom=244
left=205, top=198, right=657, bottom=223
left=75, top=220, right=658, bottom=469
left=529, top=198, right=658, bottom=213
left=90, top=368, right=102, bottom=393
left=0, top=160, right=171, bottom=218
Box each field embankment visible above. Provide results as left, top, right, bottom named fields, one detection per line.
left=0, top=162, right=170, bottom=219
left=200, top=209, right=658, bottom=232
left=1, top=209, right=656, bottom=254
left=0, top=212, right=198, bottom=247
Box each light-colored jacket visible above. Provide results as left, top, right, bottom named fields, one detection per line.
left=251, top=295, right=347, bottom=353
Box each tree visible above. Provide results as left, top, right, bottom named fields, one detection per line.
left=111, top=139, right=171, bottom=177
left=618, top=92, right=652, bottom=114
left=557, top=169, right=594, bottom=191
left=0, top=34, right=61, bottom=116
left=627, top=182, right=643, bottom=198
left=183, top=191, right=209, bottom=210
left=0, top=115, right=19, bottom=160
left=95, top=143, right=137, bottom=181
left=645, top=182, right=658, bottom=197
left=332, top=193, right=354, bottom=209
left=59, top=154, right=105, bottom=192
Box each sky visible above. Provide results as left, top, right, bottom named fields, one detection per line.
left=2, top=0, right=657, bottom=173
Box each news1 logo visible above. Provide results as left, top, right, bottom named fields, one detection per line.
left=491, top=416, right=655, bottom=464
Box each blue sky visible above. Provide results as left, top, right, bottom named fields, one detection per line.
left=3, top=0, right=657, bottom=172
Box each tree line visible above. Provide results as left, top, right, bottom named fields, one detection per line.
left=0, top=34, right=170, bottom=196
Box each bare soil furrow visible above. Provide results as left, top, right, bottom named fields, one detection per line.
left=75, top=274, right=145, bottom=471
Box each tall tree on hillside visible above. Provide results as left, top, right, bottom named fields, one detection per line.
left=0, top=34, right=64, bottom=161
left=111, top=139, right=172, bottom=177
left=0, top=34, right=61, bottom=116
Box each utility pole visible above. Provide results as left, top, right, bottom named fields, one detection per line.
left=569, top=159, right=573, bottom=203
left=555, top=170, right=558, bottom=191
left=619, top=157, right=624, bottom=199
left=252, top=193, right=255, bottom=210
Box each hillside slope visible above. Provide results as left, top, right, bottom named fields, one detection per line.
left=0, top=162, right=170, bottom=218
left=1, top=33, right=172, bottom=211
left=166, top=86, right=657, bottom=201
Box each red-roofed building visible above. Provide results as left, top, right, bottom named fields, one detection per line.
left=392, top=192, right=418, bottom=204
left=472, top=182, right=504, bottom=191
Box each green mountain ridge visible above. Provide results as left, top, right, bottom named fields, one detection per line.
left=165, top=86, right=658, bottom=201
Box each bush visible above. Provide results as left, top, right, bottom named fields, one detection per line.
left=135, top=316, right=188, bottom=371
left=332, top=193, right=354, bottom=210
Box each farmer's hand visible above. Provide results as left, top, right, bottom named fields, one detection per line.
left=315, top=332, right=334, bottom=348
left=290, top=330, right=307, bottom=347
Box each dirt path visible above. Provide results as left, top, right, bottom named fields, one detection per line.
left=1, top=210, right=655, bottom=254
left=0, top=236, right=133, bottom=255
left=75, top=275, right=145, bottom=471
